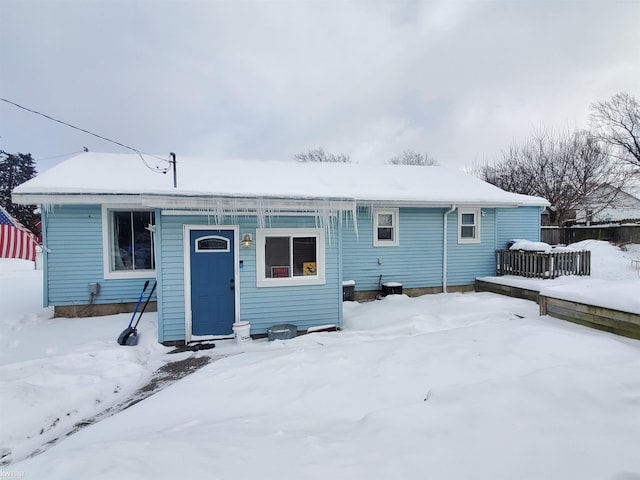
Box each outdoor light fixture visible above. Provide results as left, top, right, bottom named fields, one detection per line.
left=242, top=233, right=253, bottom=247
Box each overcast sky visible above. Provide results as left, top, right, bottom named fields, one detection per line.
left=1, top=0, right=639, bottom=173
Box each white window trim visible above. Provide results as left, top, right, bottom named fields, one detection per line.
left=256, top=228, right=325, bottom=287
left=458, top=208, right=481, bottom=244
left=373, top=208, right=399, bottom=247
left=101, top=206, right=156, bottom=279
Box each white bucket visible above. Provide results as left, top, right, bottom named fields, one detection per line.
left=232, top=321, right=251, bottom=344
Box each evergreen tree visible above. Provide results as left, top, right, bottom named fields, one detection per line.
left=0, top=150, right=39, bottom=233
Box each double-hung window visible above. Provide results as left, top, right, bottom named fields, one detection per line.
left=458, top=208, right=480, bottom=244
left=373, top=208, right=399, bottom=246
left=103, top=208, right=155, bottom=278
left=256, top=228, right=325, bottom=287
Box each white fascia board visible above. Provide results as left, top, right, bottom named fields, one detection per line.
left=162, top=210, right=336, bottom=217
left=12, top=192, right=143, bottom=205
left=142, top=194, right=356, bottom=212
left=12, top=191, right=547, bottom=209
left=360, top=200, right=529, bottom=208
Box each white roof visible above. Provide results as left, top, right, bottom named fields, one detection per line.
left=623, top=180, right=640, bottom=200
left=13, top=152, right=548, bottom=208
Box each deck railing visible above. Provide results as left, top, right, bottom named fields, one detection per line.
left=496, top=250, right=591, bottom=279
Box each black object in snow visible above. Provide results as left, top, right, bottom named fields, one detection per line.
left=118, top=281, right=156, bottom=346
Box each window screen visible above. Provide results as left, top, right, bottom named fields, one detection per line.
left=377, top=213, right=394, bottom=241
left=111, top=211, right=155, bottom=271
left=373, top=209, right=399, bottom=246
left=460, top=213, right=476, bottom=238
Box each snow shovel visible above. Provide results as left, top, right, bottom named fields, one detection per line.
left=122, top=281, right=157, bottom=346
left=117, top=280, right=151, bottom=345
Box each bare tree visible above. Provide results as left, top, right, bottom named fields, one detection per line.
left=589, top=92, right=640, bottom=169
left=562, top=131, right=627, bottom=223
left=472, top=129, right=626, bottom=226
left=387, top=150, right=439, bottom=166
left=293, top=147, right=350, bottom=163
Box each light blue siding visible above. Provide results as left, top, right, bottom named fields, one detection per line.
left=42, top=202, right=540, bottom=342
left=157, top=213, right=342, bottom=343
left=342, top=207, right=445, bottom=291
left=155, top=213, right=187, bottom=342
left=496, top=206, right=541, bottom=248
left=42, top=205, right=155, bottom=307
left=446, top=208, right=497, bottom=285
left=343, top=206, right=537, bottom=290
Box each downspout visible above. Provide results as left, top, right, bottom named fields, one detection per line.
left=443, top=205, right=456, bottom=293
left=336, top=211, right=342, bottom=327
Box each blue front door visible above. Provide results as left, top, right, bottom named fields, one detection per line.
left=190, top=229, right=236, bottom=336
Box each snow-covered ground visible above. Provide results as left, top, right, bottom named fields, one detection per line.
left=1, top=241, right=639, bottom=479
left=481, top=239, right=640, bottom=314
left=0, top=259, right=172, bottom=465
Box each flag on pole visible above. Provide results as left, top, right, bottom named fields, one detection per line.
left=0, top=205, right=38, bottom=262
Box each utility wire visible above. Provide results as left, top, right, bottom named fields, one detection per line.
left=34, top=150, right=86, bottom=162
left=0, top=96, right=171, bottom=173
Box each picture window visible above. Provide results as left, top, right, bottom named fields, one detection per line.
left=256, top=229, right=325, bottom=287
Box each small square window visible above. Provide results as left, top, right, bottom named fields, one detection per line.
left=461, top=213, right=475, bottom=225
left=458, top=209, right=480, bottom=244
left=378, top=213, right=393, bottom=227
left=374, top=209, right=399, bottom=247
left=461, top=225, right=475, bottom=238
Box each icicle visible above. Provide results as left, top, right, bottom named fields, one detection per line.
left=159, top=197, right=355, bottom=240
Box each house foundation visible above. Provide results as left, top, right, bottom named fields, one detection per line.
left=54, top=302, right=157, bottom=318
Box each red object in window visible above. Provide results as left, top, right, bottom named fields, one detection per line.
left=271, top=266, right=290, bottom=278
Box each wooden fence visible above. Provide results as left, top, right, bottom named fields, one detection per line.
left=541, top=224, right=640, bottom=245
left=496, top=250, right=591, bottom=279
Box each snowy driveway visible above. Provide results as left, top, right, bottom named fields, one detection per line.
left=2, top=242, right=640, bottom=480
left=4, top=289, right=640, bottom=480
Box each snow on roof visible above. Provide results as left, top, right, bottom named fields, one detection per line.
left=623, top=180, right=640, bottom=200
left=13, top=152, right=548, bottom=207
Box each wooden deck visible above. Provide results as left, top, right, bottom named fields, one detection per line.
left=475, top=279, right=540, bottom=302
left=476, top=279, right=640, bottom=341
left=539, top=295, right=640, bottom=340
left=496, top=250, right=591, bottom=279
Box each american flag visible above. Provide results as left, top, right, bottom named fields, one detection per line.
left=0, top=205, right=38, bottom=262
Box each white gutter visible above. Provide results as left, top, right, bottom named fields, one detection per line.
left=443, top=205, right=457, bottom=293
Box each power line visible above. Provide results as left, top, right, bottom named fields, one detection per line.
left=34, top=150, right=86, bottom=162
left=1, top=97, right=142, bottom=153
left=0, top=96, right=171, bottom=173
